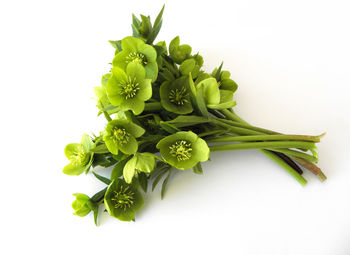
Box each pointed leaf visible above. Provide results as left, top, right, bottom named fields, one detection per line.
left=161, top=169, right=173, bottom=199
left=92, top=171, right=111, bottom=185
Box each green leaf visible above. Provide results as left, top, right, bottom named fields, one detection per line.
left=152, top=169, right=168, bottom=191
left=166, top=115, right=211, bottom=128
left=147, top=5, right=165, bottom=44
left=139, top=15, right=152, bottom=38
left=109, top=40, right=122, bottom=51
left=111, top=158, right=129, bottom=180
left=93, top=206, right=99, bottom=226
left=192, top=162, right=203, bottom=174
left=90, top=144, right=110, bottom=154
left=90, top=187, right=107, bottom=204
left=92, top=171, right=112, bottom=185
left=92, top=153, right=117, bottom=168
left=132, top=14, right=141, bottom=29
left=123, top=156, right=137, bottom=183
left=138, top=172, right=148, bottom=193
left=159, top=121, right=180, bottom=134
left=195, top=84, right=209, bottom=117
left=161, top=168, right=172, bottom=199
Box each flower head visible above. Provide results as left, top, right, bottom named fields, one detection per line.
left=104, top=179, right=144, bottom=221
left=63, top=134, right=94, bottom=175
left=156, top=131, right=210, bottom=170
left=160, top=76, right=193, bottom=114
left=72, top=193, right=92, bottom=217
left=107, top=62, right=152, bottom=115
left=112, top=36, right=158, bottom=81
left=103, top=119, right=145, bottom=155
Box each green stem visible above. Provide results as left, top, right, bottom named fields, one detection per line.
left=209, top=141, right=315, bottom=151
left=220, top=109, right=249, bottom=124
left=206, top=134, right=321, bottom=143
left=268, top=148, right=318, bottom=163
left=213, top=119, right=263, bottom=135
left=260, top=150, right=307, bottom=186
left=103, top=111, right=112, bottom=122
left=144, top=102, right=162, bottom=112
left=217, top=118, right=279, bottom=135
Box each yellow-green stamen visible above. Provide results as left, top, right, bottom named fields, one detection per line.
left=113, top=128, right=130, bottom=144
left=119, top=76, right=140, bottom=99
left=169, top=87, right=188, bottom=105
left=125, top=52, right=148, bottom=65
left=111, top=185, right=135, bottom=211
left=169, top=140, right=192, bottom=161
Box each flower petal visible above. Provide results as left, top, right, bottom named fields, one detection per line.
left=126, top=62, right=145, bottom=82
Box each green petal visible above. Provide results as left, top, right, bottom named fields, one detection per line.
left=196, top=78, right=220, bottom=105
left=112, top=50, right=129, bottom=69
left=81, top=134, right=94, bottom=152
left=144, top=61, right=158, bottom=81
left=121, top=36, right=144, bottom=52
left=104, top=136, right=119, bottom=155
left=136, top=79, right=152, bottom=101
left=140, top=44, right=157, bottom=62
left=118, top=136, right=138, bottom=155
left=63, top=163, right=85, bottom=175
left=123, top=122, right=145, bottom=138
left=126, top=62, right=146, bottom=82
left=120, top=97, right=145, bottom=115
left=191, top=137, right=210, bottom=162
left=111, top=67, right=128, bottom=82
left=123, top=156, right=137, bottom=183
left=64, top=143, right=82, bottom=159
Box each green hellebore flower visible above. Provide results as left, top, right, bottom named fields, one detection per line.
left=104, top=179, right=144, bottom=221
left=63, top=134, right=94, bottom=175
left=112, top=36, right=158, bottom=81
left=106, top=62, right=152, bottom=115
left=103, top=119, right=145, bottom=155
left=169, top=36, right=192, bottom=64
left=72, top=193, right=92, bottom=217
left=123, top=152, right=156, bottom=183
left=196, top=77, right=220, bottom=106
left=160, top=76, right=193, bottom=114
left=212, top=68, right=238, bottom=92
left=156, top=131, right=210, bottom=170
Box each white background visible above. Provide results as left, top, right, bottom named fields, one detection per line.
left=1, top=0, right=350, bottom=254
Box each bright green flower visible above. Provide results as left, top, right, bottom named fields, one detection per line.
left=156, top=131, right=210, bottom=170
left=104, top=179, right=144, bottom=221
left=160, top=76, right=193, bottom=114
left=212, top=68, right=238, bottom=92
left=169, top=36, right=192, bottom=64
left=112, top=36, right=158, bottom=81
left=196, top=77, right=220, bottom=106
left=106, top=62, right=152, bottom=115
left=123, top=152, right=156, bottom=183
left=72, top=193, right=92, bottom=217
left=103, top=119, right=145, bottom=155
left=63, top=134, right=94, bottom=175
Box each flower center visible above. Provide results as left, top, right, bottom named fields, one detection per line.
left=169, top=140, right=192, bottom=161
left=119, top=76, right=140, bottom=99
left=113, top=128, right=129, bottom=144
left=169, top=87, right=188, bottom=105
left=70, top=147, right=88, bottom=166
left=111, top=185, right=135, bottom=211
left=125, top=52, right=147, bottom=65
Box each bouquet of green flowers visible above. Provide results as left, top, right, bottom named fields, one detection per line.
left=63, top=6, right=326, bottom=225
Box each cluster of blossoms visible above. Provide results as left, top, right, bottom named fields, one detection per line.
left=63, top=6, right=325, bottom=225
